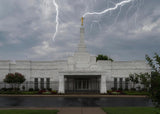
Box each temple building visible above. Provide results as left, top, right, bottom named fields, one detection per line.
left=0, top=19, right=151, bottom=93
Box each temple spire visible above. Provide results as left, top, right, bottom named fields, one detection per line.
left=77, top=17, right=87, bottom=53
left=81, top=17, right=84, bottom=26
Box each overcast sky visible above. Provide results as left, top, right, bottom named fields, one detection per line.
left=0, top=0, right=159, bottom=61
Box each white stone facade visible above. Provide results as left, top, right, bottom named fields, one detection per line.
left=0, top=27, right=151, bottom=93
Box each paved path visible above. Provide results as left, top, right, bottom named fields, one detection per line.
left=57, top=107, right=106, bottom=114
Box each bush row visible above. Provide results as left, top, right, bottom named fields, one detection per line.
left=0, top=88, right=58, bottom=95
left=107, top=89, right=149, bottom=95
left=0, top=91, right=57, bottom=95
left=111, top=87, right=148, bottom=92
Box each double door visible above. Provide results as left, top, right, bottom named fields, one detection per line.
left=75, top=78, right=89, bottom=90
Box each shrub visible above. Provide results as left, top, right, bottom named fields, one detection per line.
left=118, top=88, right=123, bottom=91
left=124, top=88, right=129, bottom=91
left=107, top=90, right=124, bottom=95
left=111, top=87, right=117, bottom=91
left=29, top=88, right=34, bottom=91
left=38, top=90, right=46, bottom=94
left=0, top=91, right=21, bottom=94
left=7, top=88, right=14, bottom=91
left=47, top=88, right=52, bottom=91
left=1, top=88, right=14, bottom=91
left=42, top=88, right=46, bottom=91
left=34, top=88, right=39, bottom=91
left=1, top=88, right=7, bottom=91
left=51, top=90, right=57, bottom=94
left=14, top=88, right=20, bottom=91
left=107, top=90, right=112, bottom=94
left=141, top=88, right=147, bottom=92
left=22, top=86, right=25, bottom=91
left=130, top=88, right=136, bottom=91
left=111, top=91, right=120, bottom=95
left=42, top=91, right=51, bottom=95
left=21, top=91, right=38, bottom=95
left=123, top=91, right=149, bottom=95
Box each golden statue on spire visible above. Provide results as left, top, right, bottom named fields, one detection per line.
left=81, top=17, right=84, bottom=26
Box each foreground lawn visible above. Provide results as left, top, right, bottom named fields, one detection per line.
left=102, top=107, right=160, bottom=114
left=0, top=110, right=59, bottom=114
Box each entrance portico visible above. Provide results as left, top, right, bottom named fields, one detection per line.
left=58, top=71, right=107, bottom=94
left=65, top=75, right=100, bottom=93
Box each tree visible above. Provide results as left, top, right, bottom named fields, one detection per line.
left=129, top=73, right=139, bottom=89
left=96, top=54, right=113, bottom=61
left=138, top=73, right=151, bottom=91
left=129, top=72, right=151, bottom=91
left=3, top=72, right=26, bottom=90
left=145, top=53, right=160, bottom=108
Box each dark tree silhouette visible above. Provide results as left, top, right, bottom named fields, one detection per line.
left=145, top=53, right=160, bottom=108
left=96, top=54, right=113, bottom=61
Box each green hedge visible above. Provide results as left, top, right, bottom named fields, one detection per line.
left=20, top=91, right=38, bottom=94
left=0, top=91, right=38, bottom=95
left=123, top=91, right=149, bottom=95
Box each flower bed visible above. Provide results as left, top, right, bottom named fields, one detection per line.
left=0, top=88, right=58, bottom=95
left=107, top=90, right=124, bottom=95
left=38, top=90, right=57, bottom=95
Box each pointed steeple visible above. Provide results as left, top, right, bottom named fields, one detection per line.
left=77, top=17, right=87, bottom=53
left=67, top=17, right=96, bottom=69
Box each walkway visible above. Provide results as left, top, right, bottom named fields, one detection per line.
left=57, top=107, right=106, bottom=114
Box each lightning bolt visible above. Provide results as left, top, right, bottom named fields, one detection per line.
left=83, top=0, right=134, bottom=18
left=42, top=0, right=59, bottom=41
left=52, top=0, right=59, bottom=41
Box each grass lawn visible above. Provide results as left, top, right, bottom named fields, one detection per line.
left=0, top=109, right=59, bottom=114
left=102, top=107, right=160, bottom=114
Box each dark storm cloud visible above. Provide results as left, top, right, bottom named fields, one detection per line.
left=0, top=0, right=160, bottom=61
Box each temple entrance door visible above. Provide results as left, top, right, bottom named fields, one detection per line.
left=75, top=78, right=89, bottom=90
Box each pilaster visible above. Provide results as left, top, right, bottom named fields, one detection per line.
left=58, top=74, right=65, bottom=93
left=100, top=74, right=107, bottom=93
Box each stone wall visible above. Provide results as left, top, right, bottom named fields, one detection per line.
left=0, top=60, right=67, bottom=90
left=0, top=59, right=151, bottom=91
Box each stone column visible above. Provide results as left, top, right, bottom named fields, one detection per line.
left=117, top=78, right=119, bottom=89
left=100, top=75, right=107, bottom=93
left=38, top=78, right=41, bottom=90
left=58, top=75, right=65, bottom=93
left=44, top=78, right=46, bottom=89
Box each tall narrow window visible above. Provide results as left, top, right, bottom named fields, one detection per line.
left=46, top=78, right=50, bottom=89
left=125, top=78, right=129, bottom=90
left=40, top=78, right=44, bottom=89
left=114, top=78, right=117, bottom=89
left=34, top=78, right=38, bottom=90
left=119, top=78, right=123, bottom=89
